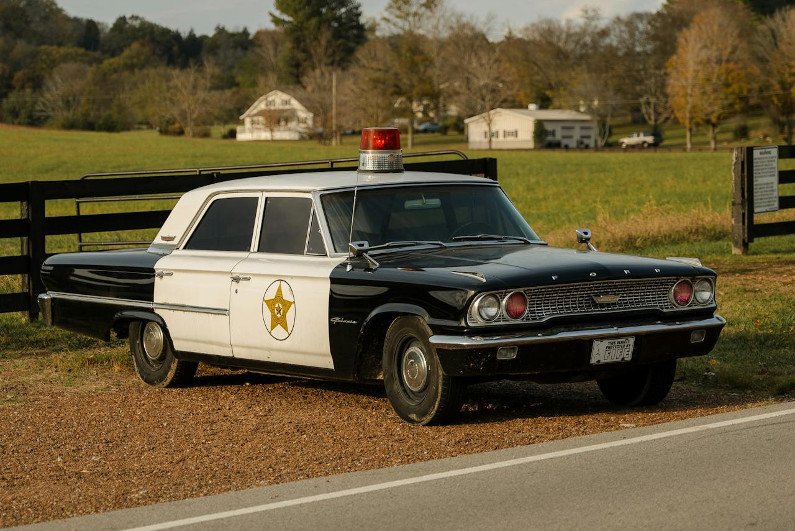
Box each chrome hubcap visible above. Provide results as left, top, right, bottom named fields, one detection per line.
left=401, top=340, right=428, bottom=393
left=142, top=322, right=165, bottom=362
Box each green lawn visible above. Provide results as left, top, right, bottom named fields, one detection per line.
left=1, top=125, right=793, bottom=396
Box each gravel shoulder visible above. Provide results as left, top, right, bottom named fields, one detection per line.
left=0, top=364, right=771, bottom=527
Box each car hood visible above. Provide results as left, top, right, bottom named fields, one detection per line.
left=358, top=244, right=712, bottom=289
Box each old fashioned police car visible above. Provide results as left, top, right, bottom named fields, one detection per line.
left=38, top=128, right=725, bottom=424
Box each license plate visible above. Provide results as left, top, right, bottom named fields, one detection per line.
left=590, top=337, right=635, bottom=364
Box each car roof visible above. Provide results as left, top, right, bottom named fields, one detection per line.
left=193, top=169, right=493, bottom=193
left=152, top=170, right=498, bottom=250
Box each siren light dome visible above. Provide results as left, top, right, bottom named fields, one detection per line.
left=360, top=127, right=401, bottom=151
left=358, top=127, right=404, bottom=173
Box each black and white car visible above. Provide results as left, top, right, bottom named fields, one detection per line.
left=38, top=128, right=725, bottom=424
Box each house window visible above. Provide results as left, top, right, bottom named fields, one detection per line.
left=562, top=125, right=574, bottom=131
left=282, top=99, right=291, bottom=106
left=545, top=130, right=556, bottom=138
left=504, top=130, right=518, bottom=138
left=491, top=130, right=499, bottom=138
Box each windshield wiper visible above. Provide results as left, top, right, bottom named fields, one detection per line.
left=451, top=234, right=533, bottom=244
left=365, top=240, right=448, bottom=251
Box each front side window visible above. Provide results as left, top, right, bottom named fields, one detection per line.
left=321, top=185, right=540, bottom=253
left=184, top=196, right=259, bottom=251
left=258, top=196, right=314, bottom=255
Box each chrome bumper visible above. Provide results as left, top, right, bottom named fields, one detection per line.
left=37, top=293, right=53, bottom=326
left=430, top=315, right=726, bottom=350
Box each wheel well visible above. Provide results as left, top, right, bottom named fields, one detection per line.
left=355, top=312, right=412, bottom=383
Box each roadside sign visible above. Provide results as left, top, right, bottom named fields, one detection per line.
left=753, top=146, right=779, bottom=214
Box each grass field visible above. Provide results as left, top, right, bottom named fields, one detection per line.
left=1, top=124, right=793, bottom=400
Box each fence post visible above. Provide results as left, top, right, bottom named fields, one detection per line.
left=19, top=194, right=31, bottom=319
left=25, top=181, right=45, bottom=320
left=731, top=147, right=748, bottom=255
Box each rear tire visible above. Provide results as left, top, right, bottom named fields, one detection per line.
left=129, top=321, right=197, bottom=388
left=597, top=359, right=676, bottom=406
left=383, top=316, right=465, bottom=425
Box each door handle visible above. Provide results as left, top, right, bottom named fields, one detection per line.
left=155, top=270, right=173, bottom=278
left=231, top=275, right=251, bottom=283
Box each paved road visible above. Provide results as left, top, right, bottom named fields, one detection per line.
left=19, top=401, right=795, bottom=531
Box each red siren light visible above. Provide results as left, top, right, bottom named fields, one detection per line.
left=360, top=127, right=401, bottom=151
left=358, top=127, right=404, bottom=172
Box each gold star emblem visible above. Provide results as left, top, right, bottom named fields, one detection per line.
left=264, top=282, right=294, bottom=334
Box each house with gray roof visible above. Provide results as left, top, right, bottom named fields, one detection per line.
left=464, top=107, right=597, bottom=149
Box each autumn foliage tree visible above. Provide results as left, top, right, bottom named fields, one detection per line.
left=667, top=5, right=753, bottom=151
left=755, top=6, right=795, bottom=144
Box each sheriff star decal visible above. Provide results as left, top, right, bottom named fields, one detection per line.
left=262, top=280, right=296, bottom=341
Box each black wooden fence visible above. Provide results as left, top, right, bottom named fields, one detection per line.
left=1, top=154, right=497, bottom=319
left=731, top=145, right=795, bottom=254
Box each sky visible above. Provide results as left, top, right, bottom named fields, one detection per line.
left=56, top=0, right=667, bottom=36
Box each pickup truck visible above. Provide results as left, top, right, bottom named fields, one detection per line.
left=619, top=131, right=662, bottom=148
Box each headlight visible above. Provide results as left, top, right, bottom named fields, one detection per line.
left=474, top=294, right=500, bottom=322
left=671, top=279, right=693, bottom=306
left=694, top=278, right=714, bottom=304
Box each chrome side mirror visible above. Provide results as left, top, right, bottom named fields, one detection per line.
left=576, top=228, right=598, bottom=252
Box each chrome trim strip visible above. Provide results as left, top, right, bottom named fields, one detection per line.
left=430, top=315, right=726, bottom=350
left=48, top=292, right=153, bottom=309
left=46, top=292, right=229, bottom=316
left=153, top=303, right=229, bottom=316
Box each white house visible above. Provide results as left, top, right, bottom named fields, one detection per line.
left=464, top=107, right=597, bottom=149
left=237, top=90, right=314, bottom=141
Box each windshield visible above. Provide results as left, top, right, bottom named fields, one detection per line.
left=321, top=184, right=541, bottom=253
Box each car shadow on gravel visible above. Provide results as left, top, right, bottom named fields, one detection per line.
left=457, top=380, right=755, bottom=425
left=190, top=370, right=291, bottom=387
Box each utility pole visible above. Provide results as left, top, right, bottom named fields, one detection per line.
left=332, top=70, right=337, bottom=146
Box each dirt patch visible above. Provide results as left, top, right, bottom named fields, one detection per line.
left=0, top=366, right=768, bottom=527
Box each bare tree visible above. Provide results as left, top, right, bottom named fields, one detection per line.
left=755, top=6, right=795, bottom=144
left=36, top=62, right=89, bottom=124
left=344, top=37, right=396, bottom=130
left=163, top=64, right=216, bottom=137
left=445, top=20, right=517, bottom=149
left=380, top=0, right=444, bottom=148
left=639, top=68, right=672, bottom=132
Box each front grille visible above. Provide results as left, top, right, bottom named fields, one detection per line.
left=491, top=278, right=679, bottom=324
left=525, top=278, right=677, bottom=321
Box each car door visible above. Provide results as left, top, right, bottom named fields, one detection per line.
left=154, top=193, right=261, bottom=357
left=229, top=193, right=340, bottom=369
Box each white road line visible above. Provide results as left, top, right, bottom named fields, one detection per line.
left=128, top=407, right=795, bottom=531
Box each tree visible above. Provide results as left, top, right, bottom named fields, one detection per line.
left=667, top=23, right=704, bottom=151
left=36, top=62, right=89, bottom=126
left=667, top=5, right=753, bottom=151
left=444, top=21, right=517, bottom=149
left=755, top=6, right=795, bottom=144
left=380, top=0, right=443, bottom=148
left=270, top=0, right=366, bottom=84
left=162, top=64, right=217, bottom=137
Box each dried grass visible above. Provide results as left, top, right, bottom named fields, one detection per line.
left=543, top=205, right=731, bottom=253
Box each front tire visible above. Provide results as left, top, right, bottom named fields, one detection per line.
left=597, top=359, right=677, bottom=406
left=129, top=321, right=197, bottom=388
left=383, top=316, right=465, bottom=425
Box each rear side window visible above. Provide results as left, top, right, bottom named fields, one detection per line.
left=184, top=196, right=259, bottom=251
left=258, top=197, right=314, bottom=254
